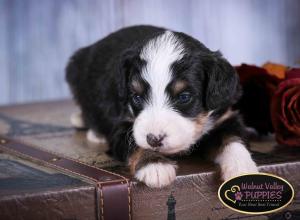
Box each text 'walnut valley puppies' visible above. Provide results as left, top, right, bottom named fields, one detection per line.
left=66, top=25, right=258, bottom=188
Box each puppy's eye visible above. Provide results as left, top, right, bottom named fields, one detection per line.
left=177, top=92, right=192, bottom=104
left=132, top=94, right=143, bottom=106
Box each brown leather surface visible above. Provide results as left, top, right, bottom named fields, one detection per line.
left=1, top=100, right=300, bottom=220
left=0, top=135, right=125, bottom=183
left=0, top=135, right=131, bottom=220
left=0, top=151, right=97, bottom=220
left=0, top=184, right=97, bottom=220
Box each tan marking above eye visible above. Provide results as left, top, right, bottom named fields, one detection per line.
left=131, top=80, right=144, bottom=94
left=173, top=80, right=188, bottom=95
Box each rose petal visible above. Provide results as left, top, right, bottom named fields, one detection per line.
left=278, top=87, right=300, bottom=133
left=271, top=78, right=300, bottom=147
left=236, top=64, right=281, bottom=134
left=288, top=90, right=300, bottom=126
left=263, top=62, right=287, bottom=79
left=281, top=86, right=298, bottom=125
left=286, top=68, right=300, bottom=79
left=276, top=134, right=300, bottom=147
left=294, top=96, right=300, bottom=122
left=277, top=78, right=300, bottom=90
left=279, top=113, right=300, bottom=135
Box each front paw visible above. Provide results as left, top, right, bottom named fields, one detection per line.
left=135, top=163, right=177, bottom=188
left=215, top=142, right=259, bottom=181
left=221, top=158, right=258, bottom=181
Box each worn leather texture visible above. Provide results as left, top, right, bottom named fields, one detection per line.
left=0, top=152, right=97, bottom=220
left=0, top=100, right=300, bottom=220
left=0, top=134, right=131, bottom=220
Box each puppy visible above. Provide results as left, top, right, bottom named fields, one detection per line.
left=66, top=25, right=258, bottom=188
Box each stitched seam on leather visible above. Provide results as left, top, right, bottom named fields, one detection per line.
left=0, top=137, right=132, bottom=220
left=97, top=181, right=132, bottom=220
left=127, top=180, right=132, bottom=220
left=95, top=188, right=101, bottom=220
left=98, top=183, right=105, bottom=220
left=0, top=136, right=127, bottom=181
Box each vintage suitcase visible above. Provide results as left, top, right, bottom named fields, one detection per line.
left=0, top=100, right=299, bottom=220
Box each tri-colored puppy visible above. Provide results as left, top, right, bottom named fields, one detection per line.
left=66, top=25, right=258, bottom=188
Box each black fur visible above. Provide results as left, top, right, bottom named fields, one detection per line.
left=66, top=25, right=245, bottom=164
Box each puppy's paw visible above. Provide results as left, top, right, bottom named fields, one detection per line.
left=221, top=158, right=258, bottom=181
left=135, top=163, right=177, bottom=188
left=215, top=141, right=259, bottom=181
left=70, top=112, right=85, bottom=128
left=86, top=129, right=106, bottom=144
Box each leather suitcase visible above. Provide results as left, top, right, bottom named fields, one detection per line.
left=0, top=100, right=299, bottom=220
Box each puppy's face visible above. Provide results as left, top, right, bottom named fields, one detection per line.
left=123, top=31, right=238, bottom=155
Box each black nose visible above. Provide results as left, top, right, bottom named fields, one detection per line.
left=146, top=133, right=165, bottom=148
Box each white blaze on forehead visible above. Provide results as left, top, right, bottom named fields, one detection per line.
left=140, top=31, right=185, bottom=107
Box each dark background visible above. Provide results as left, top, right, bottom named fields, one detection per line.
left=1, top=0, right=300, bottom=105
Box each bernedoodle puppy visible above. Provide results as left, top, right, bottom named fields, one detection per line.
left=66, top=25, right=258, bottom=188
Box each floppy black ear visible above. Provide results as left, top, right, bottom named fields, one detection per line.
left=204, top=53, right=241, bottom=110
left=116, top=49, right=139, bottom=105
left=117, top=51, right=130, bottom=101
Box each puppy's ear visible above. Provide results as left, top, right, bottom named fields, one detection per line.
left=116, top=49, right=137, bottom=104
left=117, top=51, right=130, bottom=99
left=204, top=52, right=241, bottom=110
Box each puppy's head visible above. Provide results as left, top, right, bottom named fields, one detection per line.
left=119, top=31, right=240, bottom=155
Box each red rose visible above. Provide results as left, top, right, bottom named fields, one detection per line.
left=271, top=68, right=300, bottom=146
left=286, top=68, right=300, bottom=79
left=235, top=64, right=281, bottom=134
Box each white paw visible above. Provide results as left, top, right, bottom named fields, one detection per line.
left=86, top=129, right=106, bottom=144
left=135, top=163, right=177, bottom=188
left=70, top=112, right=85, bottom=128
left=215, top=141, right=259, bottom=181
left=221, top=158, right=258, bottom=181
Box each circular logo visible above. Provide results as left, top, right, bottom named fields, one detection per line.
left=218, top=173, right=294, bottom=214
